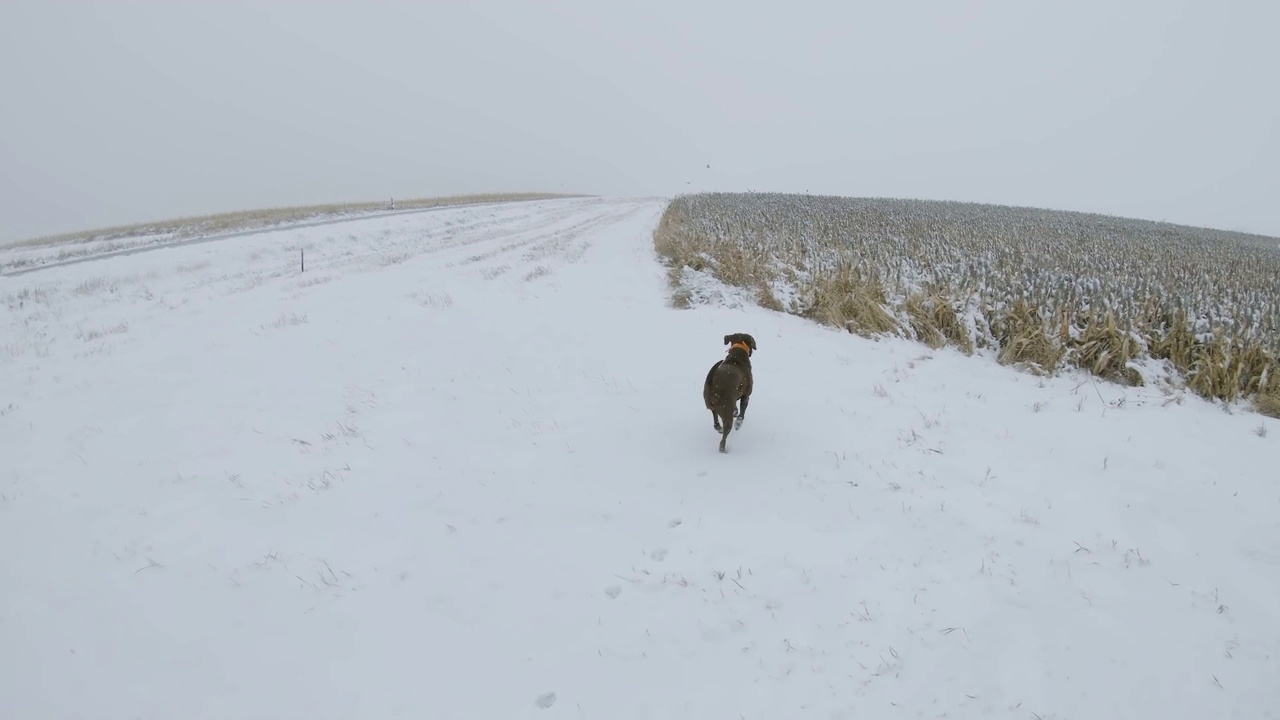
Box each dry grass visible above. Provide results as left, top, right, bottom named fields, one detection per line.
left=378, top=251, right=413, bottom=267
left=1255, top=387, right=1280, bottom=419
left=670, top=285, right=694, bottom=309
left=993, top=299, right=1064, bottom=376
left=3, top=286, right=56, bottom=310
left=297, top=273, right=336, bottom=288
left=411, top=290, right=454, bottom=308
left=802, top=264, right=901, bottom=338
left=654, top=192, right=1280, bottom=410
left=73, top=276, right=117, bottom=296
left=268, top=312, right=309, bottom=329
left=78, top=322, right=129, bottom=342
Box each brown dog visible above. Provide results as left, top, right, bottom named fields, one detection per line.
left=703, top=333, right=757, bottom=453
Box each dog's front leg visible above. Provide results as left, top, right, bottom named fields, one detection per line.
left=734, top=395, right=749, bottom=430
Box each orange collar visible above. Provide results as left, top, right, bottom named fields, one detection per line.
left=729, top=341, right=752, bottom=355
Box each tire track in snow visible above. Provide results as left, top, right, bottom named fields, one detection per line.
left=302, top=199, right=605, bottom=276
left=453, top=201, right=654, bottom=285
left=209, top=199, right=603, bottom=293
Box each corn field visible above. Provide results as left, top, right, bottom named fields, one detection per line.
left=654, top=192, right=1280, bottom=415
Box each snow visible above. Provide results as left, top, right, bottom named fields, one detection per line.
left=1, top=196, right=1278, bottom=719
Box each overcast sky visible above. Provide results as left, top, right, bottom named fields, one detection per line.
left=2, top=0, right=1277, bottom=243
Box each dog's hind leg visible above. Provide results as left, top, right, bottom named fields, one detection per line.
left=705, top=362, right=723, bottom=432
left=734, top=395, right=750, bottom=430
left=717, top=408, right=734, bottom=452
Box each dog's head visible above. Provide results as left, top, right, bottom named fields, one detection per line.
left=723, top=333, right=757, bottom=357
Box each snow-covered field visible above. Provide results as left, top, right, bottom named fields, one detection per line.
left=1, top=196, right=1277, bottom=719
left=0, top=196, right=548, bottom=277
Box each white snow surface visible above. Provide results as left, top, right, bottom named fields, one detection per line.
left=1, top=196, right=1278, bottom=719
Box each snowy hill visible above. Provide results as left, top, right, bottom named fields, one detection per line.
left=2, top=196, right=1277, bottom=719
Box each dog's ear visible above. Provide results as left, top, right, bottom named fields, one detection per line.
left=723, top=335, right=732, bottom=346
left=746, top=335, right=757, bottom=351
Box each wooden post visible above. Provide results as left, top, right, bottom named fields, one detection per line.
left=301, top=248, right=305, bottom=273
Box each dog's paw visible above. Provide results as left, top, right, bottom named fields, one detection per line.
left=733, top=418, right=744, bottom=430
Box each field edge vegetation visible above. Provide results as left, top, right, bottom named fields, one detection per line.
left=654, top=192, right=1280, bottom=418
